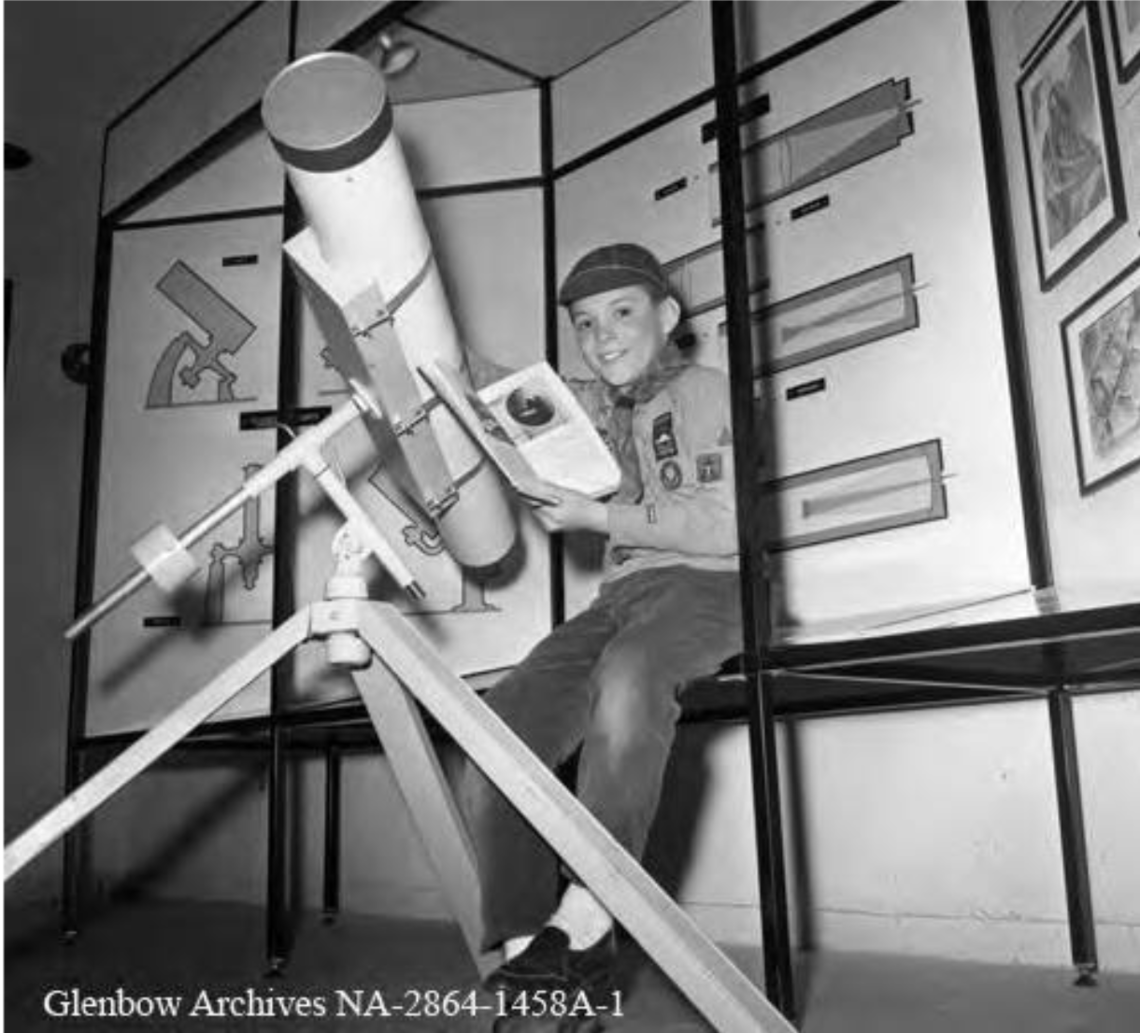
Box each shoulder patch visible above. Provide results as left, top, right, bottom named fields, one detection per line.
left=652, top=412, right=679, bottom=460
left=696, top=453, right=724, bottom=483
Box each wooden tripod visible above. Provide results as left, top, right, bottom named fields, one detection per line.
left=6, top=561, right=793, bottom=1033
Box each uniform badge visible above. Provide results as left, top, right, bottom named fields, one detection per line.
left=696, top=453, right=723, bottom=483
left=659, top=460, right=683, bottom=490
left=652, top=412, right=678, bottom=460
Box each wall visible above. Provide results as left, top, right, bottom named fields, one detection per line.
left=986, top=0, right=1140, bottom=587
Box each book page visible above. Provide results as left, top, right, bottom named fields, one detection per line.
left=418, top=360, right=556, bottom=504
left=478, top=363, right=621, bottom=499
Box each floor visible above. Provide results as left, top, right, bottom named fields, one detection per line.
left=6, top=900, right=1140, bottom=1032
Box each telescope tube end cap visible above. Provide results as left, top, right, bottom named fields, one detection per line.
left=262, top=52, right=393, bottom=173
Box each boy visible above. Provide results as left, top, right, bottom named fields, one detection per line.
left=464, top=243, right=742, bottom=1012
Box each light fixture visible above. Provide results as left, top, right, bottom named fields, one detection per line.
left=377, top=31, right=419, bottom=77
left=5, top=143, right=32, bottom=170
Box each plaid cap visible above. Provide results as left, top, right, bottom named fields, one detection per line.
left=558, top=242, right=671, bottom=306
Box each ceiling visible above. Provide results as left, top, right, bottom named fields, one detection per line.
left=4, top=1, right=686, bottom=173
left=369, top=2, right=686, bottom=103
left=405, top=2, right=683, bottom=79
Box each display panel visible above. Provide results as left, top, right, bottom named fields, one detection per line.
left=87, top=214, right=284, bottom=735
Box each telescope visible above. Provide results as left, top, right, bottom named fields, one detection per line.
left=66, top=52, right=516, bottom=641
left=262, top=50, right=516, bottom=571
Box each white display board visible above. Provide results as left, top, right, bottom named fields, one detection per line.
left=554, top=1, right=1032, bottom=624
left=88, top=215, right=284, bottom=735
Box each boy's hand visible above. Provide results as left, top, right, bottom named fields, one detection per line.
left=525, top=484, right=609, bottom=535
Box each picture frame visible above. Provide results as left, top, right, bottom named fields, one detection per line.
left=1106, top=0, right=1140, bottom=82
left=1016, top=1, right=1125, bottom=291
left=1061, top=257, right=1140, bottom=493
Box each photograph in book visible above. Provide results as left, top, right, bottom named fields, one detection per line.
left=479, top=363, right=622, bottom=499
left=420, top=360, right=621, bottom=504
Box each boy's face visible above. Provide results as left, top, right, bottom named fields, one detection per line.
left=568, top=285, right=679, bottom=389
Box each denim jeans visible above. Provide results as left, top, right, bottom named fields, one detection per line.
left=461, top=565, right=742, bottom=950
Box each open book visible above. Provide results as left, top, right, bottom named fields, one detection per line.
left=420, top=360, right=621, bottom=504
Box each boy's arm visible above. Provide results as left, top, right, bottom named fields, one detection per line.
left=607, top=463, right=738, bottom=556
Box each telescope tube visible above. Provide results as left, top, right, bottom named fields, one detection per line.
left=262, top=52, right=515, bottom=569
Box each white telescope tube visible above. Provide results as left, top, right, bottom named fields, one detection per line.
left=261, top=52, right=515, bottom=569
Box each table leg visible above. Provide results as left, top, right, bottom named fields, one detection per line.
left=1048, top=688, right=1098, bottom=986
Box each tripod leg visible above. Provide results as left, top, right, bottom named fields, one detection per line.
left=351, top=662, right=499, bottom=980
left=5, top=610, right=313, bottom=882
left=358, top=604, right=795, bottom=1033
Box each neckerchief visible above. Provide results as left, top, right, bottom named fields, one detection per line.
left=603, top=348, right=687, bottom=505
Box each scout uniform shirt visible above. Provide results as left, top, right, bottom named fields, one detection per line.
left=575, top=363, right=739, bottom=581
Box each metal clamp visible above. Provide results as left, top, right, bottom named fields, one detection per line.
left=390, top=394, right=442, bottom=437
left=422, top=484, right=460, bottom=520
left=349, top=306, right=394, bottom=340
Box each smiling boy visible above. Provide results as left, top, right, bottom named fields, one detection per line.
left=463, top=243, right=743, bottom=1016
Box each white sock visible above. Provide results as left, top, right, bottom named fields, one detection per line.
left=503, top=934, right=535, bottom=961
left=547, top=884, right=613, bottom=950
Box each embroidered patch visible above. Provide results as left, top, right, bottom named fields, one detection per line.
left=696, top=452, right=723, bottom=483
left=659, top=460, right=683, bottom=490
left=652, top=412, right=678, bottom=460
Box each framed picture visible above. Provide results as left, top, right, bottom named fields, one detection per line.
left=1061, top=257, right=1140, bottom=493
left=1107, top=0, right=1140, bottom=81
left=1017, top=2, right=1125, bottom=291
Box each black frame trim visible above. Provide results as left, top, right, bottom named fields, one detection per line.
left=710, top=2, right=796, bottom=1020
left=968, top=2, right=1053, bottom=587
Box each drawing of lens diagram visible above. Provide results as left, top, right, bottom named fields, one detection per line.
left=709, top=77, right=916, bottom=224
left=202, top=463, right=274, bottom=626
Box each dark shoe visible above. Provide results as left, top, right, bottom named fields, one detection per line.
left=485, top=926, right=618, bottom=1004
